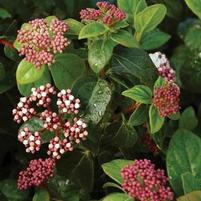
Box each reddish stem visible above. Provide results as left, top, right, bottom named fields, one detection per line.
left=0, top=39, right=14, bottom=49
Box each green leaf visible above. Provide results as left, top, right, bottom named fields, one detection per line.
left=167, top=129, right=201, bottom=196
left=20, top=117, right=44, bottom=132
left=179, top=107, right=198, bottom=130
left=184, top=26, right=201, bottom=51
left=50, top=53, right=85, bottom=90
left=134, top=0, right=147, bottom=15
left=102, top=193, right=133, bottom=201
left=149, top=104, right=164, bottom=134
left=112, top=48, right=157, bottom=87
left=111, top=30, right=138, bottom=48
left=79, top=22, right=108, bottom=39
left=4, top=46, right=20, bottom=61
left=177, top=191, right=201, bottom=201
left=0, top=8, right=11, bottom=19
left=102, top=159, right=133, bottom=185
left=48, top=175, right=80, bottom=201
left=16, top=59, right=45, bottom=84
left=113, top=115, right=138, bottom=147
left=103, top=182, right=122, bottom=191
left=57, top=150, right=94, bottom=192
left=154, top=76, right=165, bottom=88
left=65, top=18, right=84, bottom=35
left=85, top=79, right=112, bottom=124
left=17, top=66, right=51, bottom=96
left=128, top=104, right=148, bottom=126
left=0, top=179, right=29, bottom=201
left=0, top=63, right=5, bottom=81
left=33, top=188, right=50, bottom=201
left=184, top=0, right=201, bottom=19
left=122, top=85, right=152, bottom=104
left=181, top=172, right=201, bottom=194
left=140, top=29, right=170, bottom=50
left=88, top=39, right=114, bottom=73
left=134, top=4, right=167, bottom=39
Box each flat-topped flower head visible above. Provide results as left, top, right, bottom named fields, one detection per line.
left=80, top=1, right=126, bottom=26
left=149, top=52, right=176, bottom=82
left=16, top=18, right=70, bottom=68
left=153, top=82, right=180, bottom=117
left=17, top=158, right=55, bottom=190
left=121, top=159, right=174, bottom=201
left=13, top=84, right=88, bottom=160
left=18, top=127, right=41, bottom=154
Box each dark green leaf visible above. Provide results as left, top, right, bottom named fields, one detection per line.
left=20, top=117, right=44, bottom=132
left=128, top=104, right=148, bottom=126
left=179, top=107, right=198, bottom=130
left=57, top=150, right=94, bottom=192
left=167, top=129, right=201, bottom=196
left=0, top=179, right=29, bottom=201
left=50, top=53, right=85, bottom=90
left=0, top=8, right=11, bottom=19
left=113, top=115, right=138, bottom=147
left=122, top=85, right=152, bottom=104
left=0, top=63, right=5, bottom=81
left=85, top=79, right=112, bottom=124
left=149, top=104, right=164, bottom=134
left=102, top=159, right=133, bottom=185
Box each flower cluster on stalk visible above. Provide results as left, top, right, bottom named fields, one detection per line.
left=16, top=17, right=70, bottom=68
left=150, top=52, right=180, bottom=117
left=13, top=83, right=88, bottom=160
left=80, top=1, right=126, bottom=26
left=121, top=159, right=174, bottom=201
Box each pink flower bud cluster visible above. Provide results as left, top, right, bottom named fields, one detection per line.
left=121, top=159, right=174, bottom=201
left=17, top=158, right=55, bottom=190
left=13, top=83, right=88, bottom=159
left=142, top=126, right=159, bottom=154
left=17, top=18, right=70, bottom=69
left=12, top=97, right=36, bottom=123
left=57, top=89, right=80, bottom=114
left=18, top=127, right=41, bottom=154
left=80, top=1, right=126, bottom=26
left=153, top=82, right=180, bottom=117
left=30, top=84, right=56, bottom=107
left=149, top=52, right=176, bottom=82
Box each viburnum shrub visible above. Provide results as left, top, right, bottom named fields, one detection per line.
left=1, top=0, right=201, bottom=201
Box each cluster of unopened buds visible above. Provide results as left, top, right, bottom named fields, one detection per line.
left=13, top=83, right=88, bottom=160
left=17, top=158, right=55, bottom=190
left=121, top=159, right=174, bottom=201
left=80, top=1, right=126, bottom=26
left=16, top=17, right=70, bottom=68
left=153, top=82, right=180, bottom=117
left=149, top=52, right=176, bottom=82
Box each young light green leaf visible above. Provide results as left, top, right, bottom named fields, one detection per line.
left=177, top=191, right=201, bottom=201
left=33, top=188, right=50, bottom=201
left=140, top=29, right=170, bottom=50
left=16, top=59, right=45, bottom=84
left=149, top=104, right=165, bottom=134
left=111, top=30, right=138, bottom=48
left=184, top=0, right=201, bottom=19
left=65, top=18, right=84, bottom=35
left=79, top=22, right=108, bottom=39
left=88, top=39, right=114, bottom=73
left=122, top=85, right=152, bottom=104
left=102, top=159, right=133, bottom=185
left=134, top=4, right=167, bottom=39
left=102, top=193, right=133, bottom=201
